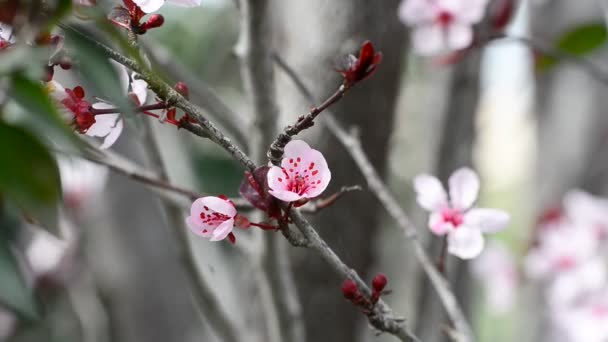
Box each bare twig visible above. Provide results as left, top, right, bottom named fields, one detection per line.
left=274, top=53, right=475, bottom=342
left=63, top=25, right=419, bottom=341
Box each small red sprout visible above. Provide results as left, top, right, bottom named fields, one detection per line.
left=337, top=40, right=383, bottom=85
left=342, top=273, right=390, bottom=311
left=141, top=14, right=164, bottom=30
left=342, top=279, right=360, bottom=300
left=174, top=82, right=189, bottom=99
left=109, top=0, right=164, bottom=34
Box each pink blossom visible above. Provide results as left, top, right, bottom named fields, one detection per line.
left=563, top=190, right=608, bottom=240
left=133, top=0, right=201, bottom=14
left=185, top=196, right=237, bottom=242
left=551, top=289, right=608, bottom=342
left=267, top=140, right=331, bottom=203
left=413, top=167, right=510, bottom=259
left=57, top=157, right=109, bottom=209
left=471, top=241, right=518, bottom=314
left=398, top=0, right=490, bottom=55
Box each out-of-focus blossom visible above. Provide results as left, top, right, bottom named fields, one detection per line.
left=57, top=157, right=109, bottom=209
left=398, top=0, right=490, bottom=55
left=185, top=196, right=237, bottom=242
left=471, top=241, right=518, bottom=314
left=413, top=167, right=510, bottom=259
left=525, top=223, right=598, bottom=280
left=551, top=289, right=608, bottom=342
left=267, top=140, right=331, bottom=203
left=132, top=0, right=201, bottom=14
left=563, top=190, right=608, bottom=240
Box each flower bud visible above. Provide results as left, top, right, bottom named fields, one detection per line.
left=143, top=14, right=164, bottom=30
left=372, top=273, right=387, bottom=292
left=342, top=279, right=359, bottom=300
left=174, top=82, right=189, bottom=99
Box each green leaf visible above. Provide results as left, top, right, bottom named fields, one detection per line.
left=10, top=74, right=81, bottom=151
left=537, top=23, right=608, bottom=71
left=0, top=121, right=62, bottom=210
left=44, top=0, right=73, bottom=29
left=0, top=46, right=47, bottom=78
left=0, top=212, right=39, bottom=320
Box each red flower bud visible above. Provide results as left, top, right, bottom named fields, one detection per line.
left=174, top=82, right=189, bottom=99
left=73, top=86, right=86, bottom=99
left=372, top=273, right=387, bottom=292
left=143, top=14, right=164, bottom=30
left=342, top=279, right=359, bottom=300
left=228, top=232, right=236, bottom=244
left=336, top=40, right=383, bottom=85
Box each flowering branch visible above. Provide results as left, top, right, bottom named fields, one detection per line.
left=61, top=24, right=418, bottom=341
left=273, top=53, right=475, bottom=342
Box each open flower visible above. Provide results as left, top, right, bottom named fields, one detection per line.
left=89, top=63, right=148, bottom=149
left=132, top=0, right=201, bottom=13
left=398, top=0, right=490, bottom=55
left=267, top=140, right=331, bottom=203
left=185, top=196, right=237, bottom=242
left=413, top=167, right=510, bottom=259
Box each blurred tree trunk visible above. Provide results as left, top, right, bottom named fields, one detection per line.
left=270, top=1, right=406, bottom=341
left=413, top=51, right=482, bottom=342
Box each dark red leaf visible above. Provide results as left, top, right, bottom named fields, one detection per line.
left=123, top=0, right=145, bottom=22
left=227, top=232, right=236, bottom=244
left=336, top=40, right=383, bottom=85
left=239, top=166, right=281, bottom=219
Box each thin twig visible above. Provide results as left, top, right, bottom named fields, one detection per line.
left=274, top=53, right=475, bottom=342
left=62, top=25, right=419, bottom=341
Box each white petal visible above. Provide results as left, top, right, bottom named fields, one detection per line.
left=99, top=119, right=123, bottom=149
left=446, top=23, right=473, bottom=51
left=167, top=0, right=201, bottom=7
left=411, top=24, right=445, bottom=56
left=413, top=174, right=448, bottom=211
left=464, top=208, right=510, bottom=233
left=448, top=167, right=479, bottom=210
left=284, top=140, right=312, bottom=157
left=131, top=78, right=148, bottom=105
left=197, top=196, right=237, bottom=217
left=209, top=219, right=234, bottom=241
left=133, top=0, right=165, bottom=13
left=26, top=231, right=68, bottom=278
left=268, top=189, right=304, bottom=203
left=398, top=0, right=438, bottom=25
left=448, top=226, right=484, bottom=259
left=0, top=23, right=13, bottom=42
left=186, top=216, right=211, bottom=237
left=549, top=258, right=607, bottom=307
left=86, top=112, right=119, bottom=137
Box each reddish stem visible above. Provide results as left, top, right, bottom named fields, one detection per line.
left=249, top=222, right=278, bottom=231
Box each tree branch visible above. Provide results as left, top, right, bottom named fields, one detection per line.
left=61, top=25, right=418, bottom=342
left=274, top=53, right=475, bottom=342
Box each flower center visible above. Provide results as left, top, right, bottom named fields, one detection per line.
left=436, top=10, right=454, bottom=27
left=287, top=175, right=308, bottom=195
left=555, top=255, right=576, bottom=270
left=441, top=208, right=464, bottom=228
left=199, top=210, right=231, bottom=226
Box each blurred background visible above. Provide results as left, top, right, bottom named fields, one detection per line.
left=3, top=0, right=608, bottom=341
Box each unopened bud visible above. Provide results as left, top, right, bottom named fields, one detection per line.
left=143, top=14, right=164, bottom=30
left=174, top=82, right=189, bottom=99
left=372, top=273, right=388, bottom=292
left=342, top=279, right=359, bottom=300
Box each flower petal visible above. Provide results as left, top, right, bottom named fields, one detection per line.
left=86, top=112, right=119, bottom=138
left=209, top=219, right=235, bottom=242
left=448, top=226, right=484, bottom=259
left=413, top=174, right=448, bottom=211
left=448, top=167, right=479, bottom=210
left=268, top=189, right=304, bottom=203
left=131, top=78, right=148, bottom=105
left=99, top=119, right=123, bottom=149
left=464, top=208, right=510, bottom=233
left=185, top=216, right=212, bottom=237
left=167, top=0, right=201, bottom=7
left=411, top=25, right=445, bottom=56
left=398, top=0, right=438, bottom=25
left=446, top=23, right=473, bottom=51
left=196, top=196, right=237, bottom=217
left=133, top=0, right=165, bottom=13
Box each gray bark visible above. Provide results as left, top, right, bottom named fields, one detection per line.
left=271, top=1, right=407, bottom=341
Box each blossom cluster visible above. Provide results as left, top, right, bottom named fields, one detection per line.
left=525, top=190, right=608, bottom=342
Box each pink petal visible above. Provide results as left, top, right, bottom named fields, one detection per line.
left=185, top=216, right=211, bottom=237
left=284, top=139, right=312, bottom=157
left=448, top=167, right=479, bottom=210
left=413, top=174, right=448, bottom=211
left=549, top=258, right=607, bottom=307
left=99, top=118, right=123, bottom=149
left=133, top=0, right=165, bottom=13
left=428, top=211, right=454, bottom=235
left=209, top=219, right=235, bottom=242
left=268, top=189, right=304, bottom=203
left=454, top=0, right=490, bottom=23
left=299, top=149, right=331, bottom=198
left=464, top=208, right=510, bottom=233
left=447, top=226, right=484, bottom=259
left=199, top=196, right=237, bottom=217
left=446, top=23, right=473, bottom=51
left=167, top=0, right=201, bottom=7
left=398, top=0, right=438, bottom=25
left=411, top=24, right=445, bottom=56
left=267, top=165, right=290, bottom=193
